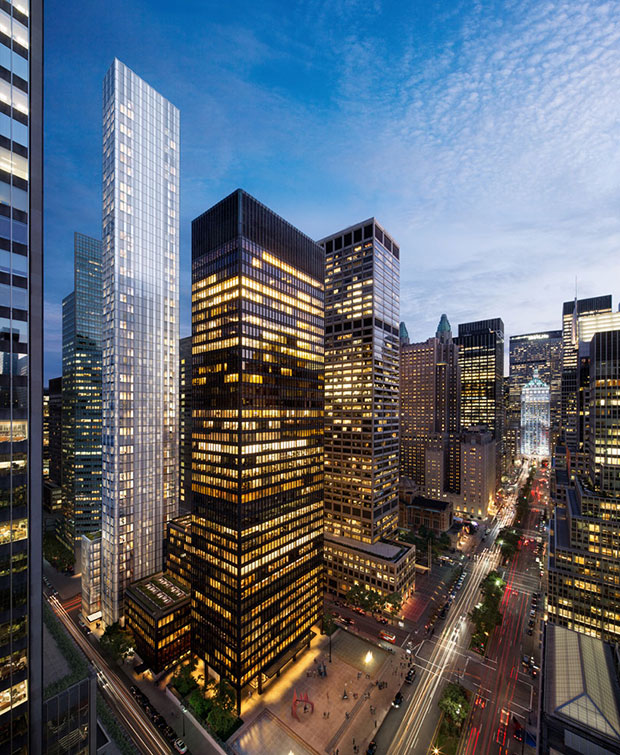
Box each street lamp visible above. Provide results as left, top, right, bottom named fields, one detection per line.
left=181, top=705, right=187, bottom=737
left=364, top=651, right=373, bottom=665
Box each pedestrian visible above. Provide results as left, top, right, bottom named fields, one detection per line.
left=346, top=712, right=350, bottom=720
left=375, top=720, right=377, bottom=728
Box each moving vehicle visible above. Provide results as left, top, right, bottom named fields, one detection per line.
left=379, top=630, right=396, bottom=644
left=392, top=692, right=403, bottom=708
left=405, top=668, right=416, bottom=684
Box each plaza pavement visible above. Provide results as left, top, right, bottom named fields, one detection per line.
left=230, top=627, right=416, bottom=755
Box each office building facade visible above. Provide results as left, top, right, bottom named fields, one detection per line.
left=179, top=335, right=192, bottom=513
left=48, top=376, right=61, bottom=486
left=61, top=233, right=102, bottom=548
left=191, top=190, right=324, bottom=709
left=101, top=60, right=179, bottom=625
left=520, top=370, right=550, bottom=457
left=548, top=330, right=620, bottom=642
left=456, top=318, right=504, bottom=483
left=0, top=0, right=43, bottom=749
left=400, top=314, right=460, bottom=498
left=560, top=296, right=620, bottom=455
left=320, top=219, right=415, bottom=599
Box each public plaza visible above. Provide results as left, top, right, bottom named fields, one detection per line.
left=231, top=628, right=412, bottom=755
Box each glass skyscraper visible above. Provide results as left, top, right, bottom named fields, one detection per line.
left=101, top=59, right=179, bottom=625
left=191, top=190, right=324, bottom=711
left=179, top=335, right=192, bottom=513
left=0, top=0, right=43, bottom=750
left=61, top=232, right=102, bottom=549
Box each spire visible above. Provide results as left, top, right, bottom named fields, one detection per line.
left=436, top=313, right=452, bottom=342
left=399, top=321, right=410, bottom=345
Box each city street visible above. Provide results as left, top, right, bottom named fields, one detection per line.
left=379, top=462, right=532, bottom=754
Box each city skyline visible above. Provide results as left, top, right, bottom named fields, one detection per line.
left=42, top=0, right=620, bottom=380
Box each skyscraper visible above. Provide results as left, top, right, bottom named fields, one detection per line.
left=48, top=376, right=62, bottom=485
left=400, top=314, right=460, bottom=497
left=520, top=370, right=550, bottom=456
left=508, top=330, right=562, bottom=458
left=320, top=219, right=415, bottom=599
left=101, top=60, right=179, bottom=625
left=61, top=233, right=102, bottom=550
left=560, top=296, right=620, bottom=456
left=548, top=329, right=620, bottom=641
left=179, top=335, right=192, bottom=513
left=191, top=190, right=324, bottom=710
left=456, top=318, right=504, bottom=482
left=0, top=0, right=43, bottom=749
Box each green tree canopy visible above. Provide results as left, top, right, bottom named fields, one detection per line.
left=438, top=683, right=470, bottom=727
left=100, top=622, right=134, bottom=664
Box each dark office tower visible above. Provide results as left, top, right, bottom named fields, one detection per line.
left=0, top=0, right=43, bottom=750
left=457, top=318, right=504, bottom=482
left=399, top=321, right=409, bottom=345
left=320, top=220, right=415, bottom=599
left=61, top=233, right=102, bottom=549
left=508, top=330, right=562, bottom=459
left=179, top=336, right=192, bottom=513
left=560, top=296, right=619, bottom=456
left=400, top=314, right=460, bottom=498
left=191, top=190, right=324, bottom=710
left=48, top=377, right=62, bottom=485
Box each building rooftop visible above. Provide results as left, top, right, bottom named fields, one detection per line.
left=126, top=573, right=189, bottom=618
left=325, top=532, right=413, bottom=563
left=408, top=496, right=451, bottom=513
left=545, top=624, right=620, bottom=743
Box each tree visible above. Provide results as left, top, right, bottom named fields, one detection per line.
left=323, top=609, right=337, bottom=636
left=205, top=677, right=237, bottom=737
left=438, top=683, right=470, bottom=727
left=171, top=656, right=199, bottom=697
left=100, top=622, right=134, bottom=664
left=385, top=591, right=403, bottom=616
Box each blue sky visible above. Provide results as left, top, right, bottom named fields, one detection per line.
left=44, top=0, right=620, bottom=380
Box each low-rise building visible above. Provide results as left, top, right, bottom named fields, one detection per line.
left=539, top=623, right=620, bottom=754
left=324, top=534, right=416, bottom=601
left=125, top=573, right=190, bottom=675
left=398, top=487, right=453, bottom=533
left=81, top=532, right=101, bottom=622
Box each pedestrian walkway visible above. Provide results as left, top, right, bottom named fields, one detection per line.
left=230, top=627, right=414, bottom=755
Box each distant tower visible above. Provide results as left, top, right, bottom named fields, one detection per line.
left=400, top=314, right=460, bottom=496
left=520, top=370, right=550, bottom=456
left=399, top=321, right=410, bottom=345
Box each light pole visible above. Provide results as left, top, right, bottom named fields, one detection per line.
left=181, top=705, right=186, bottom=737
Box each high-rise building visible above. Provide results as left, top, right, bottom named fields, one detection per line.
left=100, top=60, right=179, bottom=625
left=560, top=296, right=620, bottom=454
left=548, top=329, right=620, bottom=642
left=43, top=387, right=49, bottom=478
left=0, top=0, right=44, bottom=749
left=455, top=427, right=497, bottom=518
left=61, top=233, right=102, bottom=549
left=508, top=330, right=562, bottom=459
left=520, top=370, right=550, bottom=456
left=179, top=335, right=192, bottom=513
left=456, top=318, right=504, bottom=483
left=48, top=376, right=62, bottom=485
left=320, top=219, right=415, bottom=599
left=191, top=190, right=324, bottom=710
left=400, top=314, right=460, bottom=498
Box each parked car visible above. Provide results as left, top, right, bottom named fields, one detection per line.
left=343, top=617, right=355, bottom=626
left=392, top=692, right=403, bottom=708
left=405, top=668, right=416, bottom=684
left=366, top=741, right=377, bottom=755
left=513, top=727, right=524, bottom=742
left=174, top=740, right=188, bottom=754
left=378, top=617, right=389, bottom=625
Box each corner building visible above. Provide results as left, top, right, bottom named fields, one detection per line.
left=191, top=190, right=324, bottom=710
left=100, top=60, right=179, bottom=625
left=319, top=220, right=415, bottom=599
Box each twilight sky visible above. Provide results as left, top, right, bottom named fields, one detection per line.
left=44, top=0, right=620, bottom=380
